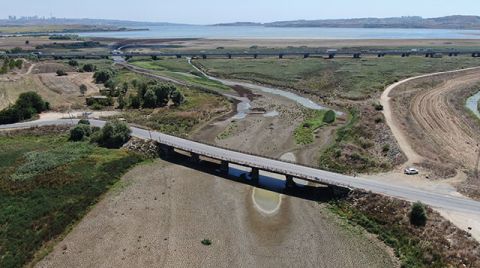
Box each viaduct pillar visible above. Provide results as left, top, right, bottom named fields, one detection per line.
left=285, top=175, right=296, bottom=188
left=250, top=167, right=260, bottom=184
left=191, top=152, right=200, bottom=163
left=159, top=144, right=174, bottom=158
left=220, top=160, right=229, bottom=175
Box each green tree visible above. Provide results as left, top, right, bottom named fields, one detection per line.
left=93, top=70, right=113, bottom=84
left=323, top=110, right=336, bottom=124
left=409, top=202, right=427, bottom=227
left=68, top=59, right=79, bottom=67
left=170, top=90, right=185, bottom=106
left=143, top=89, right=157, bottom=108
left=56, top=70, right=67, bottom=76
left=79, top=84, right=87, bottom=96
left=91, top=120, right=131, bottom=148
left=117, top=95, right=126, bottom=109
left=82, top=64, right=96, bottom=72
left=70, top=125, right=86, bottom=141
left=128, top=94, right=141, bottom=109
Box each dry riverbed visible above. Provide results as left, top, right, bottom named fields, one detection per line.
left=36, top=160, right=395, bottom=268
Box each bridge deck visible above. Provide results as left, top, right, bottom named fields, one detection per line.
left=2, top=119, right=480, bottom=214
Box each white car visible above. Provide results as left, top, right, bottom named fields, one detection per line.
left=404, top=167, right=419, bottom=175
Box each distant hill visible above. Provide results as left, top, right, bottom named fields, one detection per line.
left=212, top=22, right=263, bottom=27
left=0, top=17, right=185, bottom=27
left=215, top=16, right=480, bottom=30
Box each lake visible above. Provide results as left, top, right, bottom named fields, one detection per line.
left=77, top=25, right=480, bottom=39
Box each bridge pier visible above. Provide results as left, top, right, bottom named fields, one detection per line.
left=176, top=54, right=182, bottom=59
left=253, top=54, right=258, bottom=59
left=191, top=152, right=200, bottom=163
left=472, top=53, right=480, bottom=58
left=220, top=160, right=229, bottom=175
left=279, top=54, right=284, bottom=59
left=227, top=53, right=232, bottom=59
left=401, top=53, right=410, bottom=57
left=353, top=53, right=361, bottom=59
left=328, top=53, right=335, bottom=59
left=250, top=167, right=259, bottom=184
left=377, top=53, right=385, bottom=57
left=303, top=53, right=310, bottom=59
left=202, top=54, right=207, bottom=59
left=159, top=144, right=174, bottom=158
left=285, top=175, right=296, bottom=188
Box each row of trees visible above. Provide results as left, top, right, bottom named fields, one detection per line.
left=91, top=69, right=185, bottom=110
left=70, top=119, right=131, bottom=149
left=0, top=58, right=23, bottom=74
left=0, top=92, right=49, bottom=124
left=130, top=82, right=185, bottom=109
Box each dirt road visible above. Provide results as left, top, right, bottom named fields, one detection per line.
left=36, top=161, right=394, bottom=268
left=381, top=67, right=480, bottom=171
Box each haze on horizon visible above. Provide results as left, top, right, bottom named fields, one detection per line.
left=2, top=0, right=480, bottom=25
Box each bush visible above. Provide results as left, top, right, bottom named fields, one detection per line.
left=142, top=89, right=157, bottom=108
left=201, top=239, right=212, bottom=246
left=323, top=110, right=336, bottom=124
left=409, top=202, right=427, bottom=227
left=373, top=103, right=384, bottom=111
left=70, top=125, right=87, bottom=141
left=93, top=69, right=113, bottom=84
left=68, top=59, right=79, bottom=67
left=78, top=119, right=90, bottom=125
left=0, top=92, right=48, bottom=124
left=56, top=70, right=67, bottom=76
left=170, top=90, right=185, bottom=106
left=82, top=64, right=96, bottom=72
left=91, top=120, right=131, bottom=149
left=79, top=84, right=87, bottom=95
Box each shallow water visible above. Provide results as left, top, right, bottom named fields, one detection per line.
left=466, top=91, right=480, bottom=119
left=77, top=25, right=480, bottom=39
left=187, top=58, right=333, bottom=112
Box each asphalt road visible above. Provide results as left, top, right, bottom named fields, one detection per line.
left=2, top=119, right=480, bottom=215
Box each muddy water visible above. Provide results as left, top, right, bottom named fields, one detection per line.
left=466, top=90, right=480, bottom=119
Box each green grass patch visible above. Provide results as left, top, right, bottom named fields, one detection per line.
left=0, top=133, right=144, bottom=268
left=198, top=57, right=480, bottom=99
left=294, top=110, right=328, bottom=145
left=129, top=59, right=231, bottom=91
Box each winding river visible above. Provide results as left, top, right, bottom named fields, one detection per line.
left=186, top=58, right=335, bottom=113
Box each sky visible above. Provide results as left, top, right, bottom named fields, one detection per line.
left=2, top=0, right=480, bottom=24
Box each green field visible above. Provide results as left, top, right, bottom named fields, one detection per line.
left=0, top=132, right=143, bottom=268
left=196, top=56, right=480, bottom=99
left=128, top=58, right=231, bottom=91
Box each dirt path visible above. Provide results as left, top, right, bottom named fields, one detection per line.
left=36, top=161, right=395, bottom=268
left=380, top=66, right=480, bottom=168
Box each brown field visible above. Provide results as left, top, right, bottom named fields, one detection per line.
left=0, top=61, right=101, bottom=111
left=386, top=68, right=480, bottom=197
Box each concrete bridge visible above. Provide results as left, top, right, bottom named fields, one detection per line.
left=6, top=49, right=480, bottom=60
left=2, top=119, right=480, bottom=216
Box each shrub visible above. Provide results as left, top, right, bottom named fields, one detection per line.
left=201, top=239, right=212, bottom=246
left=91, top=120, right=131, bottom=149
left=90, top=103, right=104, bottom=110
left=0, top=92, right=47, bottom=124
left=373, top=103, right=384, bottom=111
left=142, top=89, right=157, bottom=108
left=93, top=69, right=113, bottom=84
left=78, top=119, right=90, bottom=125
left=409, top=202, right=427, bottom=227
left=170, top=90, right=185, bottom=106
left=70, top=125, right=87, bottom=141
left=382, top=144, right=390, bottom=153
left=79, top=84, right=87, bottom=95
left=82, top=64, right=96, bottom=72
left=56, top=70, right=67, bottom=76
left=68, top=59, right=79, bottom=67
left=323, top=110, right=336, bottom=124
